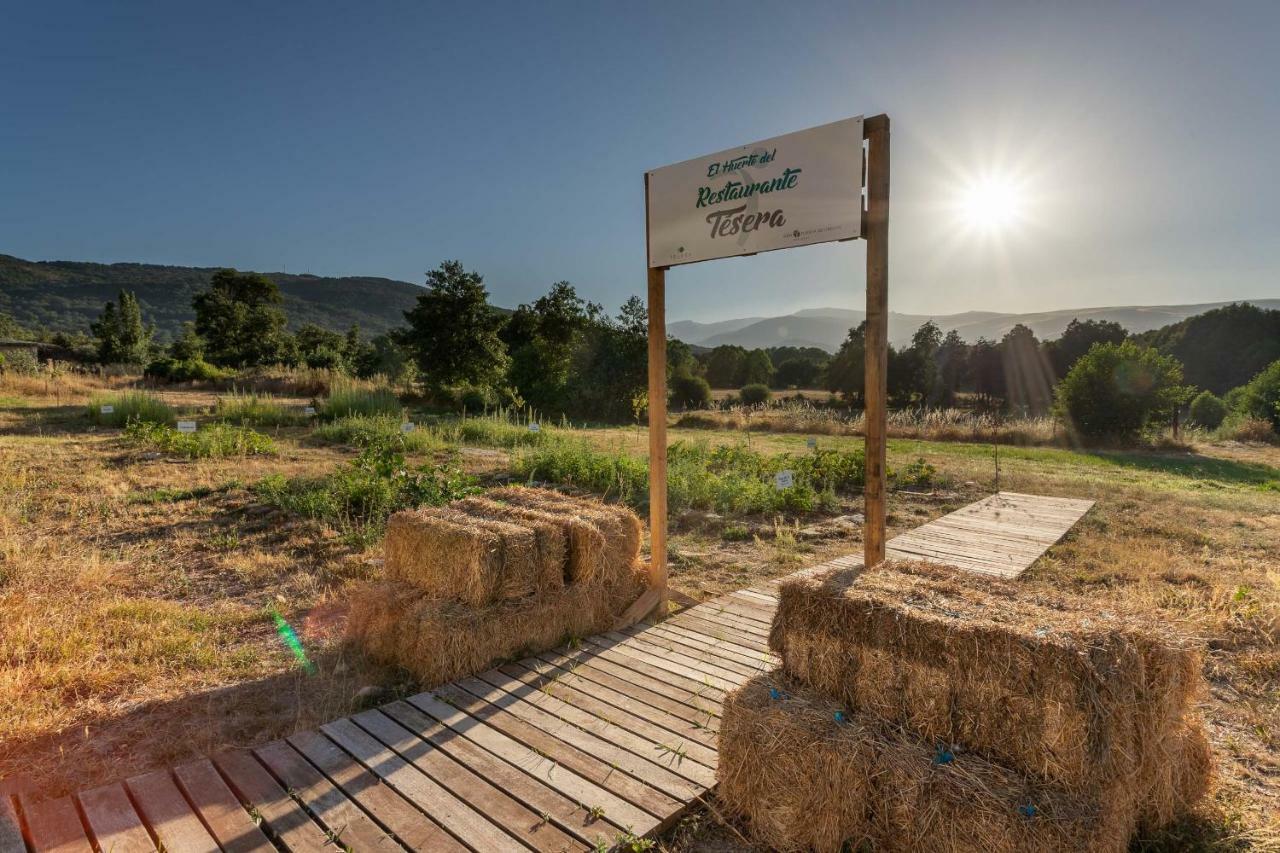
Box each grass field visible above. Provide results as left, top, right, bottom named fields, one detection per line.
left=0, top=376, right=1276, bottom=848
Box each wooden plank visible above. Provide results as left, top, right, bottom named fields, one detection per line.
left=615, top=628, right=766, bottom=679
left=666, top=614, right=771, bottom=652
left=345, top=710, right=588, bottom=853
left=679, top=606, right=770, bottom=637
left=0, top=796, right=24, bottom=853
left=173, top=759, right=274, bottom=853
left=863, top=112, right=891, bottom=568
left=213, top=750, right=339, bottom=853
left=19, top=795, right=91, bottom=853
left=406, top=691, right=659, bottom=835
left=253, top=740, right=398, bottom=852
left=125, top=770, right=219, bottom=853
left=535, top=650, right=723, bottom=720
left=318, top=718, right=525, bottom=853
left=286, top=730, right=467, bottom=853
left=603, top=632, right=756, bottom=685
left=78, top=783, right=155, bottom=853
left=579, top=639, right=730, bottom=701
left=373, top=702, right=614, bottom=848
left=645, top=623, right=774, bottom=669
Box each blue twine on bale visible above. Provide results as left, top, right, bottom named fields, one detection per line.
left=769, top=687, right=782, bottom=701
left=931, top=745, right=954, bottom=765
left=1019, top=803, right=1037, bottom=819
left=834, top=710, right=847, bottom=724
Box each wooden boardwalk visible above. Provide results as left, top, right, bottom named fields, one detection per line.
left=1, top=492, right=1092, bottom=852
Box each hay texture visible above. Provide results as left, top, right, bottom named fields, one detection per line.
left=769, top=560, right=1210, bottom=831
left=718, top=674, right=1133, bottom=853
left=488, top=486, right=642, bottom=586
left=384, top=506, right=563, bottom=605
left=347, top=564, right=647, bottom=687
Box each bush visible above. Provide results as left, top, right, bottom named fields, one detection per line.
left=456, top=386, right=492, bottom=413
left=1236, top=360, right=1280, bottom=432
left=88, top=392, right=175, bottom=427
left=1187, top=390, right=1228, bottom=429
left=1215, top=415, right=1276, bottom=443
left=256, top=439, right=477, bottom=546
left=0, top=350, right=39, bottom=375
left=144, top=357, right=230, bottom=383
left=216, top=390, right=302, bottom=427
left=319, top=381, right=402, bottom=420
left=670, top=372, right=713, bottom=409
left=740, top=383, right=772, bottom=405
left=124, top=420, right=277, bottom=458
left=310, top=414, right=444, bottom=453
left=1054, top=341, right=1188, bottom=441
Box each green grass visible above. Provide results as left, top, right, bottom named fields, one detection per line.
left=87, top=392, right=175, bottom=427
left=433, top=413, right=563, bottom=448
left=255, top=440, right=478, bottom=546
left=309, top=414, right=445, bottom=453
left=215, top=390, right=304, bottom=427
left=319, top=382, right=402, bottom=420
left=124, top=420, right=277, bottom=459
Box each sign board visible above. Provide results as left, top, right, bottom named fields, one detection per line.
left=774, top=470, right=795, bottom=490
left=304, top=406, right=316, bottom=416
left=647, top=116, right=863, bottom=268
left=400, top=421, right=415, bottom=434
left=99, top=405, right=114, bottom=415
left=528, top=422, right=541, bottom=433
left=176, top=420, right=197, bottom=433
left=806, top=436, right=817, bottom=449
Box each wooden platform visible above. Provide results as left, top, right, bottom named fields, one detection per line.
left=1, top=492, right=1092, bottom=852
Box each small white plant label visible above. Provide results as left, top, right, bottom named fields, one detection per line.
left=176, top=420, right=197, bottom=433
left=400, top=421, right=415, bottom=433
left=303, top=406, right=316, bottom=416
left=99, top=405, right=114, bottom=414
left=774, top=470, right=795, bottom=490
left=806, top=437, right=817, bottom=449
left=528, top=422, right=541, bottom=433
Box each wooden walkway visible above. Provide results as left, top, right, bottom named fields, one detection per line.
left=1, top=492, right=1092, bottom=852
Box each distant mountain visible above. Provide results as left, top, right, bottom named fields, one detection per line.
left=676, top=299, right=1280, bottom=351
left=0, top=254, right=425, bottom=338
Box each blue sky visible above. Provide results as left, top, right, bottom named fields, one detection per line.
left=3, top=1, right=1278, bottom=321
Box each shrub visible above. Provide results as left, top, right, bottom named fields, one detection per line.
left=457, top=386, right=491, bottom=413
left=256, top=439, right=477, bottom=546
left=124, top=420, right=277, bottom=458
left=1054, top=341, right=1188, bottom=441
left=740, top=383, right=772, bottom=405
left=88, top=392, right=175, bottom=427
left=319, top=381, right=402, bottom=420
left=1216, top=414, right=1277, bottom=443
left=144, top=357, right=230, bottom=383
left=1187, top=391, right=1228, bottom=429
left=0, top=350, right=39, bottom=375
left=891, top=457, right=938, bottom=490
left=215, top=390, right=302, bottom=427
left=310, top=414, right=444, bottom=453
left=670, top=372, right=713, bottom=409
left=1237, top=360, right=1280, bottom=432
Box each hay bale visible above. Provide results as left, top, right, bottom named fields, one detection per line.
left=453, top=496, right=568, bottom=592
left=770, top=561, right=1205, bottom=800
left=718, top=673, right=1134, bottom=853
left=488, top=486, right=642, bottom=585
left=383, top=506, right=564, bottom=605
left=454, top=495, right=601, bottom=588
left=347, top=563, right=647, bottom=687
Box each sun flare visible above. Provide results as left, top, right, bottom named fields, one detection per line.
left=957, top=174, right=1026, bottom=233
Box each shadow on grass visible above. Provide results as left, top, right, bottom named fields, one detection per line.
left=1083, top=449, right=1280, bottom=490
left=0, top=404, right=94, bottom=435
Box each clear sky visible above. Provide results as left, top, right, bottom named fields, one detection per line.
left=3, top=1, right=1278, bottom=321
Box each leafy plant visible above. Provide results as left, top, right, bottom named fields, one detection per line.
left=1188, top=390, right=1228, bottom=429
left=1054, top=341, right=1189, bottom=441
left=124, top=420, right=277, bottom=458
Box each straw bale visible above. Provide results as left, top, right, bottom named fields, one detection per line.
left=454, top=495, right=603, bottom=588
left=347, top=562, right=647, bottom=688
left=718, top=673, right=1133, bottom=853
left=453, top=496, right=567, bottom=592
left=384, top=506, right=559, bottom=604
left=770, top=561, right=1204, bottom=794
left=488, top=486, right=642, bottom=585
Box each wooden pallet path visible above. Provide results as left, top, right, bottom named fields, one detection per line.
left=1, top=492, right=1091, bottom=852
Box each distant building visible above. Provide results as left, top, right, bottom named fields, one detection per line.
left=0, top=340, right=40, bottom=362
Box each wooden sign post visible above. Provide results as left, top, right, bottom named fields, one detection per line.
left=622, top=115, right=889, bottom=624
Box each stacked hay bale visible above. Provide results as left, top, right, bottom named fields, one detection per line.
left=718, top=560, right=1211, bottom=852
left=348, top=487, right=647, bottom=686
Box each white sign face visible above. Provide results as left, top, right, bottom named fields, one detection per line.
left=528, top=422, right=541, bottom=433
left=806, top=437, right=817, bottom=449
left=400, top=422, right=415, bottom=434
left=304, top=406, right=316, bottom=416
left=774, top=470, right=795, bottom=490
left=176, top=420, right=197, bottom=433
left=647, top=116, right=863, bottom=268
left=100, top=405, right=114, bottom=414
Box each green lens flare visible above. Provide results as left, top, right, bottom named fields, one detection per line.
left=271, top=610, right=315, bottom=674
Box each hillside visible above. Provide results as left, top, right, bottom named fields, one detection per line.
left=0, top=254, right=424, bottom=338
left=675, top=299, right=1280, bottom=351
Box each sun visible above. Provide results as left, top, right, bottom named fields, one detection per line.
left=957, top=174, right=1026, bottom=233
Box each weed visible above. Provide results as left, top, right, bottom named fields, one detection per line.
left=319, top=380, right=402, bottom=420
left=124, top=420, right=277, bottom=458
left=310, top=414, right=445, bottom=452
left=216, top=390, right=304, bottom=427
left=87, top=391, right=175, bottom=427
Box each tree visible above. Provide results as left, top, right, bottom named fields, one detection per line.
left=1237, top=359, right=1280, bottom=432
left=294, top=323, right=347, bottom=369
left=669, top=369, right=712, bottom=409
left=193, top=269, right=291, bottom=367
left=1188, top=390, right=1228, bottom=429
left=889, top=321, right=942, bottom=405
left=703, top=345, right=748, bottom=388
left=970, top=337, right=1005, bottom=404
left=169, top=322, right=205, bottom=361
left=90, top=290, right=153, bottom=364
left=740, top=383, right=771, bottom=405
left=1137, top=303, right=1280, bottom=394
left=740, top=349, right=774, bottom=386
left=565, top=296, right=650, bottom=422
left=504, top=282, right=597, bottom=412
left=825, top=323, right=866, bottom=404
left=402, top=261, right=508, bottom=394
left=935, top=329, right=970, bottom=406
left=1001, top=324, right=1053, bottom=414
left=1046, top=318, right=1127, bottom=378
left=773, top=357, right=821, bottom=389
left=1054, top=341, right=1190, bottom=441
left=356, top=333, right=415, bottom=383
